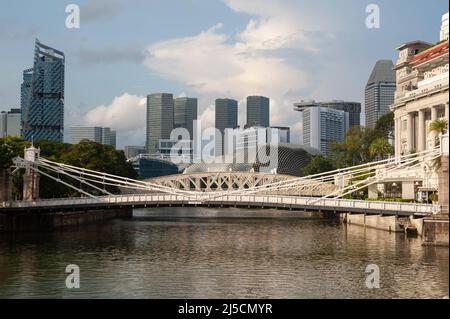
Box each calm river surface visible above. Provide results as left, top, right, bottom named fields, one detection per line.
left=0, top=207, right=448, bottom=298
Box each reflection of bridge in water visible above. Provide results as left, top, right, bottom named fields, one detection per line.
left=0, top=146, right=442, bottom=217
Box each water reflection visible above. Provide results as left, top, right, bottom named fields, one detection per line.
left=0, top=207, right=448, bottom=298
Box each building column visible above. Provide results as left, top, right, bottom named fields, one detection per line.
left=418, top=109, right=426, bottom=152
left=430, top=106, right=439, bottom=147
left=402, top=181, right=415, bottom=200
left=407, top=112, right=414, bottom=153
left=431, top=105, right=438, bottom=121
left=445, top=102, right=449, bottom=120
left=395, top=116, right=401, bottom=157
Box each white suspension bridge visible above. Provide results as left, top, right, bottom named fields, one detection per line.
left=0, top=146, right=443, bottom=216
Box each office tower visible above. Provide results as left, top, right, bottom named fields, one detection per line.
left=301, top=106, right=349, bottom=156
left=101, top=127, right=116, bottom=148
left=365, top=60, right=396, bottom=129
left=215, top=98, right=238, bottom=156
left=268, top=126, right=290, bottom=144
left=294, top=100, right=361, bottom=128
left=69, top=126, right=116, bottom=148
left=174, top=97, right=198, bottom=139
left=146, top=93, right=174, bottom=153
left=246, top=96, right=270, bottom=128
left=124, top=146, right=147, bottom=159
left=21, top=39, right=65, bottom=142
left=110, top=130, right=116, bottom=149
left=0, top=108, right=21, bottom=137
left=70, top=126, right=102, bottom=144
left=0, top=112, right=5, bottom=137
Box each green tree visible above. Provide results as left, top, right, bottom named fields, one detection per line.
left=428, top=119, right=448, bottom=169
left=368, top=137, right=393, bottom=160
left=330, top=126, right=373, bottom=167
left=303, top=155, right=335, bottom=176
left=0, top=138, right=137, bottom=199
left=428, top=119, right=448, bottom=146
left=373, top=111, right=395, bottom=140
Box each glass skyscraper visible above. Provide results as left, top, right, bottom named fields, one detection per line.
left=246, top=96, right=270, bottom=128
left=365, top=60, right=396, bottom=129
left=215, top=98, right=238, bottom=156
left=146, top=93, right=174, bottom=153
left=21, top=39, right=65, bottom=142
left=174, top=97, right=198, bottom=139
left=302, top=106, right=349, bottom=156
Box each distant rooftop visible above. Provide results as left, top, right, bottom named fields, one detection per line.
left=366, top=60, right=396, bottom=86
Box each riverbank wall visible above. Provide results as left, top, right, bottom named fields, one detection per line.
left=422, top=215, right=449, bottom=246
left=341, top=212, right=449, bottom=246
left=0, top=207, right=132, bottom=232
left=340, top=213, right=402, bottom=232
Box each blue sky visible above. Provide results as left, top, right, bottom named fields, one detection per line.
left=0, top=0, right=448, bottom=148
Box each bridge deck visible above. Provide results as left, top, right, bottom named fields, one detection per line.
left=0, top=194, right=439, bottom=216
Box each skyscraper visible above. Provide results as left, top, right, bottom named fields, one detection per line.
left=146, top=93, right=174, bottom=153
left=246, top=96, right=270, bottom=128
left=21, top=39, right=65, bottom=142
left=215, top=98, right=238, bottom=156
left=174, top=97, right=198, bottom=139
left=294, top=100, right=361, bottom=128
left=365, top=60, right=396, bottom=129
left=69, top=126, right=117, bottom=149
left=301, top=106, right=349, bottom=156
left=0, top=108, right=21, bottom=137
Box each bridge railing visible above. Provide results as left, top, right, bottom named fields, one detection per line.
left=1, top=193, right=440, bottom=215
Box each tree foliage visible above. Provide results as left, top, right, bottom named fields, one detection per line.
left=303, top=155, right=335, bottom=176
left=330, top=113, right=395, bottom=168
left=0, top=137, right=137, bottom=199
left=368, top=137, right=393, bottom=160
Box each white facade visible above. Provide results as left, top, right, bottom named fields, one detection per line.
left=302, top=107, right=349, bottom=156
left=440, top=12, right=449, bottom=41
left=379, top=11, right=449, bottom=199
left=392, top=13, right=449, bottom=156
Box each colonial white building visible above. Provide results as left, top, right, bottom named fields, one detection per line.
left=392, top=12, right=449, bottom=156
left=370, top=12, right=449, bottom=201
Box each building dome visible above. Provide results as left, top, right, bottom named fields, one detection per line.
left=184, top=143, right=320, bottom=177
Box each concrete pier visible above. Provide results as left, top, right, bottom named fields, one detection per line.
left=0, top=207, right=132, bottom=232
left=422, top=215, right=449, bottom=246
left=342, top=213, right=402, bottom=232
left=342, top=212, right=449, bottom=246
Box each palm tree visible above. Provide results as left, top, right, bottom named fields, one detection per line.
left=428, top=119, right=448, bottom=169
left=428, top=119, right=448, bottom=146
left=368, top=137, right=392, bottom=161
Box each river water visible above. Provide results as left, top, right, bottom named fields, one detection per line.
left=0, top=207, right=448, bottom=298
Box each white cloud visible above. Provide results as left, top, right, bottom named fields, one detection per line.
left=79, top=0, right=368, bottom=148
left=82, top=93, right=146, bottom=148
left=142, top=0, right=342, bottom=143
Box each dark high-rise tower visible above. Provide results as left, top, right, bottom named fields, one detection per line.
left=246, top=96, right=269, bottom=128
left=215, top=98, right=238, bottom=156
left=174, top=97, right=198, bottom=139
left=146, top=93, right=174, bottom=153
left=365, top=60, right=396, bottom=129
left=21, top=39, right=65, bottom=142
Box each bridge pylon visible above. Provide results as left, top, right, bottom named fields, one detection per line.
left=0, top=168, right=13, bottom=202
left=22, top=145, right=40, bottom=201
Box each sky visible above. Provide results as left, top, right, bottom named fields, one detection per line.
left=0, top=0, right=448, bottom=148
